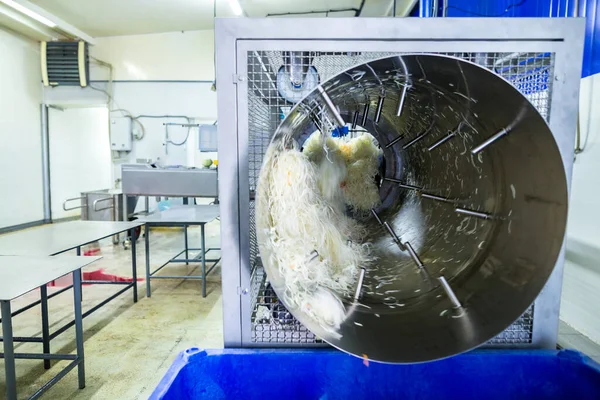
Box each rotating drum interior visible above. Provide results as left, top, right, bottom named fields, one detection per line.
left=255, top=54, right=568, bottom=363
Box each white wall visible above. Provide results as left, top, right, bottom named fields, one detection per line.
left=107, top=81, right=217, bottom=178
left=43, top=29, right=218, bottom=213
left=560, top=73, right=600, bottom=343
left=49, top=107, right=112, bottom=220
left=90, top=30, right=214, bottom=81
left=0, top=28, right=44, bottom=229
left=43, top=29, right=219, bottom=170
left=44, top=81, right=218, bottom=174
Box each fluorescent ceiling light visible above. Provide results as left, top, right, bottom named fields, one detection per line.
left=0, top=0, right=56, bottom=27
left=228, top=0, right=243, bottom=16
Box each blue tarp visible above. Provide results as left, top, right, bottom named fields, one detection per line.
left=442, top=0, right=599, bottom=78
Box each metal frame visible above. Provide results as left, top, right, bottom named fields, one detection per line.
left=144, top=223, right=221, bottom=298
left=0, top=220, right=46, bottom=235
left=0, top=227, right=139, bottom=362
left=1, top=270, right=85, bottom=400
left=41, top=104, right=51, bottom=224
left=216, top=18, right=584, bottom=348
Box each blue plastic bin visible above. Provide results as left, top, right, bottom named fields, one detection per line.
left=151, top=348, right=600, bottom=399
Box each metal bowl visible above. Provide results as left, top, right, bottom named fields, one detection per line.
left=256, top=54, right=568, bottom=363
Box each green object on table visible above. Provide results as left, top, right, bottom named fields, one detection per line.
left=202, top=159, right=213, bottom=168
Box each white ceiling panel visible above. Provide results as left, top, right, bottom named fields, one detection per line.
left=26, top=0, right=413, bottom=37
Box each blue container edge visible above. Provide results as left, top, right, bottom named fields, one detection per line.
left=150, top=347, right=206, bottom=400
left=150, top=348, right=600, bottom=399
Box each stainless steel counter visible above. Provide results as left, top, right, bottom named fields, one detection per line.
left=121, top=164, right=218, bottom=198
left=0, top=256, right=100, bottom=301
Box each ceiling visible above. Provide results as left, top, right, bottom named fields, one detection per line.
left=27, top=0, right=409, bottom=37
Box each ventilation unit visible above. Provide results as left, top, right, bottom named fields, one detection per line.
left=41, top=41, right=89, bottom=87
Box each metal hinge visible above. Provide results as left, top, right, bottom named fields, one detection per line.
left=237, top=287, right=249, bottom=295
left=232, top=74, right=246, bottom=84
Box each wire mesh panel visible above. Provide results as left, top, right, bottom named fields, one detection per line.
left=488, top=306, right=535, bottom=345
left=247, top=50, right=553, bottom=345
left=251, top=266, right=323, bottom=344
left=491, top=52, right=554, bottom=121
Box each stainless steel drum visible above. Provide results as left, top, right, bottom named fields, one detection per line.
left=255, top=54, right=568, bottom=363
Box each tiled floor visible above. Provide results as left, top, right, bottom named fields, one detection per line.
left=558, top=320, right=600, bottom=364
left=0, top=221, right=223, bottom=399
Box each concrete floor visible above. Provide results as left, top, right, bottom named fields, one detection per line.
left=0, top=221, right=223, bottom=399
left=2, top=219, right=600, bottom=399
left=558, top=320, right=600, bottom=364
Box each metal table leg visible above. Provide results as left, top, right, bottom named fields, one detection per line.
left=145, top=224, right=151, bottom=298
left=130, top=227, right=138, bottom=303
left=40, top=285, right=51, bottom=369
left=72, top=270, right=85, bottom=389
left=184, top=225, right=189, bottom=265
left=201, top=223, right=207, bottom=298
left=76, top=246, right=83, bottom=302
left=2, top=300, right=17, bottom=400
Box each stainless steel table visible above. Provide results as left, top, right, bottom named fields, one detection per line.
left=137, top=206, right=220, bottom=297
left=0, top=221, right=143, bottom=257
left=0, top=221, right=144, bottom=369
left=0, top=255, right=100, bottom=400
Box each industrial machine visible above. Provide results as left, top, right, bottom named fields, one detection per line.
left=41, top=41, right=89, bottom=87
left=215, top=18, right=584, bottom=360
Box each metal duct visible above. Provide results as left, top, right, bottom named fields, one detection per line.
left=256, top=54, right=568, bottom=363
